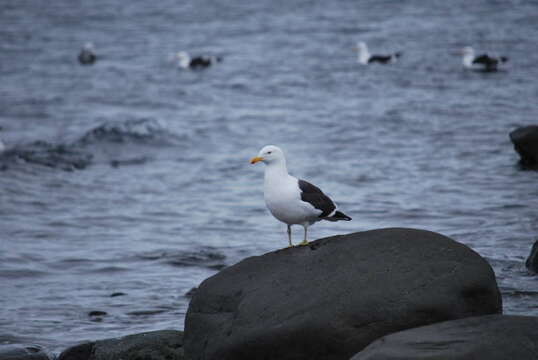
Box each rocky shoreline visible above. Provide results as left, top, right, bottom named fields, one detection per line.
left=3, top=228, right=538, bottom=360
left=510, top=125, right=538, bottom=169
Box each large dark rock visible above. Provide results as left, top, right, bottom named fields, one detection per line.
left=525, top=240, right=538, bottom=273
left=510, top=125, right=538, bottom=168
left=351, top=315, right=538, bottom=360
left=0, top=344, right=51, bottom=360
left=184, top=228, right=502, bottom=360
left=58, top=330, right=184, bottom=360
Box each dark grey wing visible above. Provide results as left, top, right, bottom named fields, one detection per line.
left=298, top=179, right=336, bottom=217
left=78, top=50, right=96, bottom=65
left=473, top=54, right=498, bottom=70
left=368, top=55, right=392, bottom=63
left=190, top=57, right=211, bottom=68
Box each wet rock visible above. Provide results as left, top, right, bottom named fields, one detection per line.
left=0, top=344, right=51, bottom=360
left=525, top=240, right=538, bottom=273
left=510, top=125, right=538, bottom=168
left=58, top=330, right=184, bottom=360
left=184, top=228, right=502, bottom=360
left=351, top=315, right=538, bottom=360
left=185, top=287, right=197, bottom=298
left=88, top=311, right=107, bottom=323
left=57, top=342, right=93, bottom=360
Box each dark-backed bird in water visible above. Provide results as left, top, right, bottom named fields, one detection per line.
left=176, top=51, right=221, bottom=69
left=78, top=43, right=97, bottom=65
left=460, top=46, right=508, bottom=72
left=353, top=41, right=402, bottom=65
left=250, top=145, right=351, bottom=247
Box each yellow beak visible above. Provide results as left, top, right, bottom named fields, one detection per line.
left=250, top=156, right=264, bottom=164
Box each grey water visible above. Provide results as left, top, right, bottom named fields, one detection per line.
left=1, top=0, right=538, bottom=354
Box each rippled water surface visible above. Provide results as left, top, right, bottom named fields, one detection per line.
left=1, top=0, right=538, bottom=354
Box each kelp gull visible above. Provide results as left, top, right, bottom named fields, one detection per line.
left=250, top=145, right=351, bottom=247
left=353, top=41, right=401, bottom=65
left=460, top=46, right=508, bottom=72
left=176, top=51, right=222, bottom=69
left=78, top=43, right=97, bottom=65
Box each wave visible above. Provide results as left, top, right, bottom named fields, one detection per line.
left=0, top=141, right=93, bottom=171
left=76, top=117, right=176, bottom=146
left=138, top=247, right=227, bottom=270
left=0, top=118, right=181, bottom=172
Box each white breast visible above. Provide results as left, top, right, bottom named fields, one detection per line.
left=462, top=54, right=474, bottom=68
left=264, top=174, right=322, bottom=225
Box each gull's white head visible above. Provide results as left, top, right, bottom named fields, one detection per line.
left=461, top=46, right=474, bottom=56
left=353, top=41, right=370, bottom=64
left=176, top=51, right=191, bottom=68
left=83, top=42, right=95, bottom=51
left=460, top=46, right=475, bottom=67
left=250, top=145, right=285, bottom=165
left=356, top=41, right=368, bottom=51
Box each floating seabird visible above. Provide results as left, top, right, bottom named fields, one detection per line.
left=250, top=145, right=351, bottom=247
left=353, top=41, right=401, bottom=65
left=78, top=42, right=97, bottom=65
left=176, top=51, right=221, bottom=69
left=460, top=46, right=508, bottom=72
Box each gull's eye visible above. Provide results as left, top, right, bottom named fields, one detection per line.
left=267, top=151, right=272, bottom=154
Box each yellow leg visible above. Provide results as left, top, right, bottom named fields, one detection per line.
left=298, top=226, right=309, bottom=246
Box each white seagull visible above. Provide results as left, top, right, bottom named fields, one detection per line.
left=176, top=51, right=221, bottom=69
left=250, top=145, right=351, bottom=247
left=353, top=41, right=402, bottom=65
left=78, top=42, right=97, bottom=65
left=459, top=46, right=508, bottom=72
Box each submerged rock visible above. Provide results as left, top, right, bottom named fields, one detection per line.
left=510, top=125, right=538, bottom=168
left=88, top=311, right=107, bottom=317
left=58, top=330, right=184, bottom=360
left=351, top=315, right=538, bottom=360
left=0, top=344, right=51, bottom=360
left=525, top=240, right=538, bottom=273
left=184, top=228, right=502, bottom=360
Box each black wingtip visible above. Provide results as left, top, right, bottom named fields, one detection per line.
left=334, top=211, right=352, bottom=221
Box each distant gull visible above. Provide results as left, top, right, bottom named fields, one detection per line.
left=176, top=51, right=221, bottom=69
left=78, top=42, right=97, bottom=65
left=353, top=41, right=401, bottom=65
left=459, top=46, right=508, bottom=72
left=250, top=145, right=351, bottom=247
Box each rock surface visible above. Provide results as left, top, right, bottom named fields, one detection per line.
left=57, top=330, right=184, bottom=360
left=525, top=240, right=538, bottom=273
left=510, top=125, right=538, bottom=167
left=351, top=315, right=538, bottom=360
left=184, top=228, right=502, bottom=360
left=0, top=344, right=51, bottom=360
